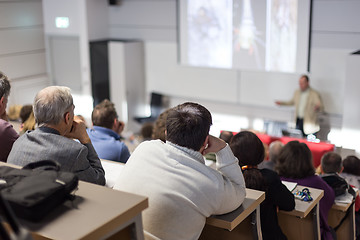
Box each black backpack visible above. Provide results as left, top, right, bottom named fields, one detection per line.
left=0, top=160, right=78, bottom=221
left=321, top=174, right=355, bottom=197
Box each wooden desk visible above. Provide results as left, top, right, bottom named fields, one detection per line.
left=200, top=188, right=265, bottom=240
left=278, top=185, right=324, bottom=240
left=328, top=194, right=356, bottom=240
left=19, top=181, right=148, bottom=240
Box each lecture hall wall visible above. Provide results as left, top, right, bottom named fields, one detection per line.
left=1, top=0, right=360, bottom=149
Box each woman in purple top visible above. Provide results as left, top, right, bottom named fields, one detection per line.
left=276, top=141, right=335, bottom=240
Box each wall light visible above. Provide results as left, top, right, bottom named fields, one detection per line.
left=55, top=17, right=69, bottom=29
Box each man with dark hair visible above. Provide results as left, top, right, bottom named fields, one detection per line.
left=0, top=71, right=19, bottom=162
left=87, top=99, right=130, bottom=163
left=275, top=74, right=324, bottom=137
left=321, top=152, right=343, bottom=174
left=8, top=86, right=105, bottom=185
left=114, top=102, right=246, bottom=240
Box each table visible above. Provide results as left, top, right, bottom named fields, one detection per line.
left=278, top=185, right=324, bottom=240
left=24, top=181, right=148, bottom=240
left=199, top=188, right=265, bottom=240
left=328, top=193, right=357, bottom=239
left=0, top=161, right=148, bottom=240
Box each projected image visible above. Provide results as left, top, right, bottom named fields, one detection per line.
left=233, top=0, right=266, bottom=70
left=179, top=0, right=309, bottom=73
left=187, top=0, right=232, bottom=68
left=267, top=0, right=298, bottom=72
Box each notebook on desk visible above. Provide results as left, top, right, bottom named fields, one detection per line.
left=282, top=181, right=298, bottom=192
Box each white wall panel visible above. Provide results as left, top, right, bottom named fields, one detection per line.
left=0, top=0, right=48, bottom=107
left=0, top=1, right=43, bottom=28
left=238, top=71, right=298, bottom=107
left=343, top=54, right=360, bottom=129
left=0, top=28, right=45, bottom=55
left=108, top=1, right=176, bottom=27
left=109, top=27, right=176, bottom=42
left=310, top=48, right=349, bottom=115
left=312, top=1, right=360, bottom=33
left=86, top=0, right=108, bottom=40
left=145, top=42, right=238, bottom=103
left=0, top=51, right=46, bottom=79
left=312, top=32, right=360, bottom=50
left=9, top=75, right=50, bottom=106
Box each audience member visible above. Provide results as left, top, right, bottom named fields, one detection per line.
left=230, top=131, right=294, bottom=240
left=321, top=152, right=360, bottom=239
left=19, top=104, right=36, bottom=134
left=87, top=99, right=130, bottom=163
left=7, top=86, right=105, bottom=185
left=140, top=122, right=154, bottom=141
left=219, top=130, right=233, bottom=143
left=114, top=102, right=246, bottom=240
left=320, top=152, right=356, bottom=197
left=275, top=75, right=324, bottom=137
left=75, top=114, right=88, bottom=128
left=340, top=155, right=360, bottom=189
left=259, top=140, right=284, bottom=171
left=151, top=108, right=171, bottom=142
left=0, top=71, right=19, bottom=162
left=276, top=141, right=335, bottom=240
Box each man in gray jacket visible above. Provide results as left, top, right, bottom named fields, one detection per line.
left=8, top=86, right=105, bottom=185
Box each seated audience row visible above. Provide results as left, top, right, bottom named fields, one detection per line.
left=276, top=141, right=336, bottom=239
left=229, top=131, right=295, bottom=240
left=2, top=68, right=360, bottom=239
left=7, top=86, right=105, bottom=185
left=114, top=102, right=246, bottom=240
left=0, top=71, right=19, bottom=162
left=320, top=152, right=360, bottom=239
left=86, top=99, right=130, bottom=163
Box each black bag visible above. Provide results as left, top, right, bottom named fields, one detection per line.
left=321, top=174, right=352, bottom=197
left=0, top=160, right=78, bottom=221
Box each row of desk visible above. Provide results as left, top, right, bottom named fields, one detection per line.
left=1, top=160, right=356, bottom=240
left=202, top=185, right=356, bottom=240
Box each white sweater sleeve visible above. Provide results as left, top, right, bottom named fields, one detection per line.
left=213, top=144, right=246, bottom=214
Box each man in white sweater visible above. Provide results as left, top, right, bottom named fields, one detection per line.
left=113, top=102, right=246, bottom=240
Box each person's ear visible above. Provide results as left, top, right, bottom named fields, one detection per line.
left=64, top=112, right=71, bottom=125
left=199, top=135, right=209, bottom=154
left=113, top=118, right=118, bottom=129
left=340, top=166, right=344, bottom=174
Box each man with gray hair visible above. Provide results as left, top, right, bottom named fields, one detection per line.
left=8, top=86, right=105, bottom=185
left=0, top=71, right=19, bottom=162
left=259, top=140, right=284, bottom=171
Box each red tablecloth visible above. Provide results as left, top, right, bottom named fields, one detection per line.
left=229, top=131, right=335, bottom=168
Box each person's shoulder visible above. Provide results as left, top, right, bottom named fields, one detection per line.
left=260, top=168, right=282, bottom=182
left=133, top=139, right=164, bottom=151
left=0, top=119, right=17, bottom=132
